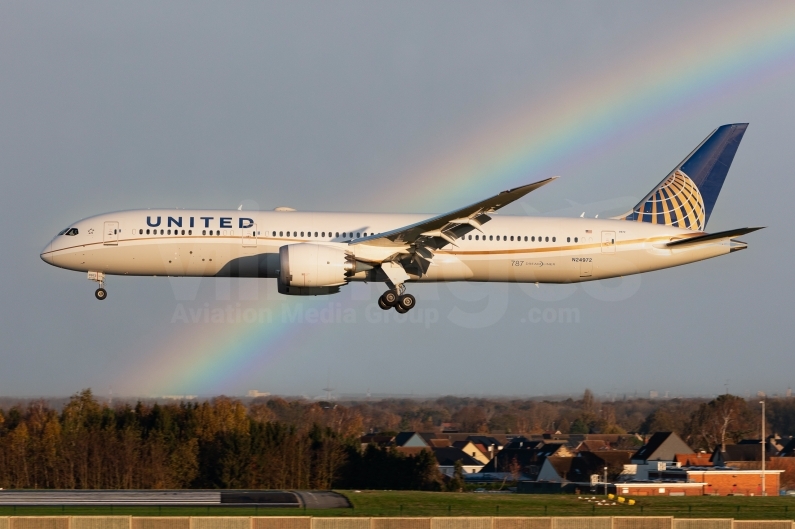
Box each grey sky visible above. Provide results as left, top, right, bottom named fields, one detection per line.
left=1, top=1, right=793, bottom=398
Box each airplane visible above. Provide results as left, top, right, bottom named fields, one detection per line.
left=41, top=123, right=761, bottom=311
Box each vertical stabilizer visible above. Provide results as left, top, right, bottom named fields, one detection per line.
left=616, top=123, right=748, bottom=230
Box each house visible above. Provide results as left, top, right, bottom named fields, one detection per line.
left=452, top=440, right=491, bottom=464
left=393, top=432, right=431, bottom=448
left=576, top=439, right=608, bottom=452
left=479, top=439, right=546, bottom=476
left=674, top=453, right=713, bottom=467
left=537, top=443, right=574, bottom=459
left=536, top=451, right=633, bottom=484
left=433, top=447, right=485, bottom=476
left=536, top=456, right=574, bottom=482
left=359, top=434, right=395, bottom=450
left=711, top=443, right=772, bottom=467
left=778, top=437, right=795, bottom=457
left=630, top=432, right=693, bottom=480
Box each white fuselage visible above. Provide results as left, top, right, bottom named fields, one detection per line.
left=40, top=209, right=741, bottom=285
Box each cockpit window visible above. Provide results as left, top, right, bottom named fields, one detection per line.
left=57, top=229, right=68, bottom=236
left=64, top=228, right=79, bottom=236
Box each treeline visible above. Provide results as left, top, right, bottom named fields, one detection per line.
left=347, top=391, right=795, bottom=451
left=2, top=389, right=794, bottom=489
left=0, top=390, right=440, bottom=490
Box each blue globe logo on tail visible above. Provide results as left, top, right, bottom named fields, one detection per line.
left=623, top=169, right=706, bottom=231
left=616, top=123, right=748, bottom=231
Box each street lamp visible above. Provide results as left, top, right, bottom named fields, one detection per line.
left=604, top=466, right=608, bottom=497
left=760, top=400, right=766, bottom=497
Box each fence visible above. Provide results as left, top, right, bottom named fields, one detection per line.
left=0, top=518, right=792, bottom=529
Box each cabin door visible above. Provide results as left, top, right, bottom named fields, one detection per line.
left=103, top=221, right=119, bottom=246
left=242, top=224, right=258, bottom=247
left=601, top=231, right=616, bottom=253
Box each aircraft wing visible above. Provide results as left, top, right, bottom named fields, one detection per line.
left=350, top=176, right=558, bottom=248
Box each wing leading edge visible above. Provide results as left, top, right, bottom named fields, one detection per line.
left=350, top=176, right=558, bottom=248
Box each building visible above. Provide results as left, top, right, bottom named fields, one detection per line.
left=630, top=432, right=693, bottom=480
left=674, top=453, right=713, bottom=467
left=452, top=440, right=491, bottom=464
left=648, top=466, right=783, bottom=496
left=433, top=447, right=485, bottom=476
left=536, top=450, right=634, bottom=484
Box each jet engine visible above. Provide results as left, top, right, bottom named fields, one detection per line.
left=278, top=243, right=372, bottom=295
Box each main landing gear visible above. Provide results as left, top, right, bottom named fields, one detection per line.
left=378, top=284, right=416, bottom=313
left=88, top=271, right=107, bottom=301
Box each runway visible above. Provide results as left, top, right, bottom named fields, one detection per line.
left=0, top=490, right=350, bottom=508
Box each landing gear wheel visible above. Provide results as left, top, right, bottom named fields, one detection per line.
left=95, top=288, right=107, bottom=301
left=381, top=290, right=398, bottom=307
left=378, top=296, right=391, bottom=310
left=398, top=294, right=416, bottom=311
left=395, top=303, right=409, bottom=314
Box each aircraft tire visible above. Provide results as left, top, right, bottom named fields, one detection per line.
left=382, top=290, right=398, bottom=306
left=398, top=294, right=415, bottom=311
left=395, top=303, right=408, bottom=314
left=95, top=288, right=107, bottom=301
left=378, top=296, right=391, bottom=311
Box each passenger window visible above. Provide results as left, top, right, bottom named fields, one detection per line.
left=475, top=235, right=479, bottom=240
left=552, top=237, right=556, bottom=242
left=524, top=236, right=528, bottom=241
left=575, top=237, right=578, bottom=242
left=335, top=232, right=339, bottom=237
left=468, top=235, right=472, bottom=240
left=510, top=236, right=514, bottom=241
left=300, top=231, right=304, bottom=237
left=202, top=230, right=206, bottom=235
left=139, top=229, right=143, bottom=235
left=489, top=235, right=493, bottom=241
left=567, top=237, right=570, bottom=242
left=322, top=232, right=325, bottom=237
left=545, top=236, right=548, bottom=242
left=357, top=232, right=361, bottom=238
left=531, top=236, right=535, bottom=242
left=181, top=230, right=185, bottom=235
left=188, top=230, right=192, bottom=235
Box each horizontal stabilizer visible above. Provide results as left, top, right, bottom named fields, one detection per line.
left=666, top=227, right=764, bottom=248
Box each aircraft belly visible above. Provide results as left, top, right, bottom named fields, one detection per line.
left=454, top=253, right=572, bottom=283
left=421, top=254, right=474, bottom=281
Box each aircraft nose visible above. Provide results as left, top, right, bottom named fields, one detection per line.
left=40, top=243, right=52, bottom=264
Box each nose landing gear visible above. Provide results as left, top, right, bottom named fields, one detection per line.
left=88, top=271, right=108, bottom=301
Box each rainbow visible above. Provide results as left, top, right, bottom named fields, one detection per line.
left=118, top=3, right=795, bottom=396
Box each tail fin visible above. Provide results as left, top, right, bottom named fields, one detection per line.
left=616, top=123, right=748, bottom=231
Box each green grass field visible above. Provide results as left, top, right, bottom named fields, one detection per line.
left=0, top=491, right=794, bottom=520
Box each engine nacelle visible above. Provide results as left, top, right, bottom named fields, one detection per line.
left=279, top=243, right=350, bottom=289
